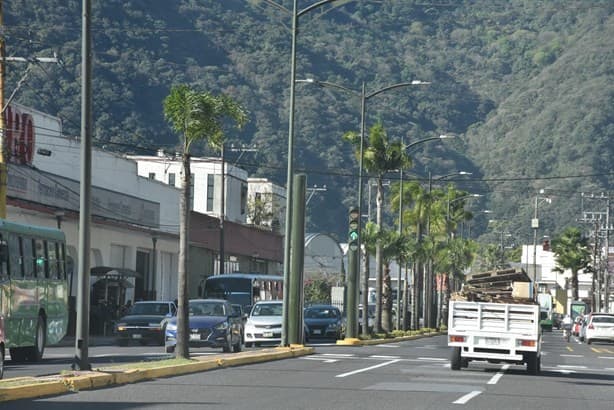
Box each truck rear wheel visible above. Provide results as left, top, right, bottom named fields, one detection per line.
left=450, top=347, right=462, bottom=370
left=526, top=352, right=540, bottom=375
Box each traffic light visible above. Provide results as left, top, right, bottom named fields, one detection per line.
left=348, top=207, right=359, bottom=251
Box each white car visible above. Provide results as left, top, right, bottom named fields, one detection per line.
left=244, top=301, right=283, bottom=347
left=583, top=313, right=614, bottom=345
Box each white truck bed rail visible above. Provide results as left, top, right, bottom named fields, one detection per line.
left=450, top=301, right=538, bottom=334
left=448, top=301, right=540, bottom=368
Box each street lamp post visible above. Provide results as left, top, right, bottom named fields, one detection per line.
left=298, top=77, right=430, bottom=336
left=279, top=0, right=347, bottom=347
left=532, top=190, right=551, bottom=301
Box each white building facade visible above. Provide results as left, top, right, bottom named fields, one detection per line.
left=129, top=153, right=250, bottom=224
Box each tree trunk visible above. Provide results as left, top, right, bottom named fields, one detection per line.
left=374, top=178, right=384, bottom=333
left=176, top=153, right=191, bottom=359
left=362, top=252, right=371, bottom=336
left=572, top=269, right=579, bottom=301
left=381, top=265, right=392, bottom=332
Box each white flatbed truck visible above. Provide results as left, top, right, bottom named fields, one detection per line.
left=447, top=300, right=541, bottom=374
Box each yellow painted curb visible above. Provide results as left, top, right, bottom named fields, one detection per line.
left=0, top=346, right=314, bottom=403
left=336, top=338, right=361, bottom=345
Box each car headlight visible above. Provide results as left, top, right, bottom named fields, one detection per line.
left=215, top=321, right=229, bottom=330
left=327, top=323, right=339, bottom=330
left=166, top=323, right=177, bottom=332
left=149, top=322, right=162, bottom=328
left=116, top=323, right=127, bottom=331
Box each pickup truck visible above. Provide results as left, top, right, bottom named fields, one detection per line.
left=447, top=300, right=541, bottom=375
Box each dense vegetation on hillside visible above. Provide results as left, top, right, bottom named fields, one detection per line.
left=4, top=0, right=613, bottom=243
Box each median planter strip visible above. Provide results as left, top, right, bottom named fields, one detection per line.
left=0, top=333, right=443, bottom=402
left=0, top=346, right=314, bottom=402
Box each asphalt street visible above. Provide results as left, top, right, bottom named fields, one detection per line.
left=3, top=331, right=614, bottom=409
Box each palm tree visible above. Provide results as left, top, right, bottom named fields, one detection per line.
left=344, top=121, right=410, bottom=332
left=163, top=84, right=247, bottom=359
left=551, top=227, right=591, bottom=302
left=360, top=221, right=379, bottom=336
left=435, top=237, right=477, bottom=326
left=390, top=180, right=429, bottom=330
left=380, top=228, right=413, bottom=332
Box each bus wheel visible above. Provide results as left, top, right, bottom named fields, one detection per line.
left=27, top=316, right=46, bottom=362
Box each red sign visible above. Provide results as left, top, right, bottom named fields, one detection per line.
left=4, top=105, right=36, bottom=165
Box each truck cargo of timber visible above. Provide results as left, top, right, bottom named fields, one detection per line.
left=447, top=268, right=541, bottom=375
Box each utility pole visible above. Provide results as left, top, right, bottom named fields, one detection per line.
left=578, top=193, right=611, bottom=312
left=0, top=0, right=6, bottom=219
left=73, top=0, right=92, bottom=371
left=0, top=0, right=58, bottom=218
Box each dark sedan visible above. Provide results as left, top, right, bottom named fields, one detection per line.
left=115, top=301, right=177, bottom=346
left=304, top=305, right=344, bottom=340
left=164, top=299, right=243, bottom=353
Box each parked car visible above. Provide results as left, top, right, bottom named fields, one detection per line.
left=581, top=313, right=614, bottom=344
left=244, top=300, right=283, bottom=347
left=304, top=304, right=345, bottom=340
left=164, top=299, right=243, bottom=353
left=115, top=300, right=177, bottom=346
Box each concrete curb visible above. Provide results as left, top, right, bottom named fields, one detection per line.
left=357, top=331, right=445, bottom=346
left=0, top=346, right=314, bottom=402
left=0, top=332, right=445, bottom=402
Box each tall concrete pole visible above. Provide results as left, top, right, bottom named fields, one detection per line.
left=73, top=0, right=92, bottom=371
left=219, top=144, right=225, bottom=275
left=605, top=198, right=610, bottom=312
left=0, top=0, right=7, bottom=219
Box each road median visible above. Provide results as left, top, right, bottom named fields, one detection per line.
left=0, top=345, right=314, bottom=402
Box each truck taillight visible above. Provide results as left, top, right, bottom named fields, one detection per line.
left=519, top=340, right=536, bottom=347
left=449, top=335, right=465, bottom=343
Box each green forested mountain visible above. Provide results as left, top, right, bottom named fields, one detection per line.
left=4, top=0, right=613, bottom=243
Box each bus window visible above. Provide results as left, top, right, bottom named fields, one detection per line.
left=34, top=238, right=47, bottom=278
left=21, top=237, right=35, bottom=278
left=58, top=243, right=66, bottom=279
left=0, top=234, right=7, bottom=278
left=7, top=233, right=22, bottom=277
left=47, top=241, right=59, bottom=279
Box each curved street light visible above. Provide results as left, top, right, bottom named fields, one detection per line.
left=276, top=0, right=351, bottom=347
left=298, top=77, right=430, bottom=336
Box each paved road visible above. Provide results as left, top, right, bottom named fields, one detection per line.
left=3, top=331, right=614, bottom=409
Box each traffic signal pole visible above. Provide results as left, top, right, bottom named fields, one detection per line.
left=345, top=207, right=360, bottom=340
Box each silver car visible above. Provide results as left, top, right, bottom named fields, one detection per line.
left=244, top=301, right=283, bottom=347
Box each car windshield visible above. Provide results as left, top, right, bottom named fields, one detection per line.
left=129, top=303, right=169, bottom=316
left=305, top=307, right=337, bottom=319
left=189, top=301, right=226, bottom=316
left=251, top=303, right=282, bottom=316
left=592, top=316, right=614, bottom=324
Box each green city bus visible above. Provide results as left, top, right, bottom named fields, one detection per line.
left=0, top=219, right=69, bottom=362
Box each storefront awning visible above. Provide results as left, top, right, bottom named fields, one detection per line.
left=90, top=266, right=142, bottom=278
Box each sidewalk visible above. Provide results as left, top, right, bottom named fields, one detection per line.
left=56, top=335, right=117, bottom=348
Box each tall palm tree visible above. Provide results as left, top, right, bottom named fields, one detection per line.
left=163, top=84, right=247, bottom=359
left=435, top=237, right=477, bottom=326
left=390, top=180, right=429, bottom=330
left=344, top=121, right=410, bottom=332
left=551, top=227, right=591, bottom=302
left=360, top=221, right=379, bottom=336
left=380, top=228, right=413, bottom=332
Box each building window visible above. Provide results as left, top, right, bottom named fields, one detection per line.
left=207, top=174, right=215, bottom=212
left=148, top=172, right=156, bottom=180
left=241, top=184, right=248, bottom=215
left=168, top=173, right=176, bottom=186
